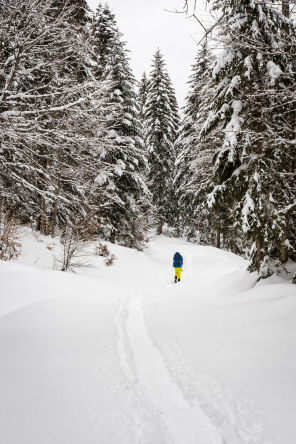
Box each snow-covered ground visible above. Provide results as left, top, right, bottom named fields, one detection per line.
left=0, top=229, right=295, bottom=444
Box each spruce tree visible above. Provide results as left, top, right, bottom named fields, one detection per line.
left=52, top=0, right=91, bottom=23
left=91, top=3, right=149, bottom=248
left=144, top=49, right=180, bottom=234
left=0, top=0, right=113, bottom=236
left=174, top=43, right=217, bottom=243
left=138, top=72, right=149, bottom=123
left=202, top=0, right=296, bottom=277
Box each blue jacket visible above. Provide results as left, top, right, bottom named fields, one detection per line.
left=173, top=252, right=183, bottom=268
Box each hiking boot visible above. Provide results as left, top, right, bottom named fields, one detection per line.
left=174, top=276, right=177, bottom=283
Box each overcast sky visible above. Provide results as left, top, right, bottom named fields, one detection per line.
left=86, top=0, right=208, bottom=106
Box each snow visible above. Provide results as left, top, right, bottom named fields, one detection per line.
left=244, top=56, right=253, bottom=79
left=212, top=48, right=242, bottom=78
left=224, top=99, right=243, bottom=150
left=0, top=230, right=296, bottom=443
left=242, top=191, right=255, bottom=232
left=95, top=171, right=109, bottom=185
left=225, top=75, right=241, bottom=96
left=266, top=61, right=283, bottom=82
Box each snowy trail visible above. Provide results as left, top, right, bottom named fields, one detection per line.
left=112, top=251, right=222, bottom=443
left=124, top=294, right=223, bottom=444
left=113, top=255, right=224, bottom=443
left=113, top=244, right=267, bottom=443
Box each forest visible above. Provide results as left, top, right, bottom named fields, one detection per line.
left=0, top=0, right=295, bottom=282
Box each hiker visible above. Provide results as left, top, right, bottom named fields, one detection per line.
left=173, top=252, right=183, bottom=283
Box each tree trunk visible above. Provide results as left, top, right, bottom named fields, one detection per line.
left=280, top=244, right=288, bottom=264
left=282, top=0, right=289, bottom=18
left=40, top=199, right=50, bottom=235
left=157, top=221, right=163, bottom=235
left=216, top=227, right=221, bottom=249
left=279, top=225, right=288, bottom=264
left=256, top=236, right=265, bottom=271
left=51, top=199, right=58, bottom=237
left=37, top=197, right=46, bottom=233
left=110, top=230, right=116, bottom=244
left=51, top=179, right=61, bottom=237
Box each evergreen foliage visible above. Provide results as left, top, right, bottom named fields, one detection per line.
left=138, top=72, right=149, bottom=123
left=0, top=0, right=113, bottom=235
left=1, top=0, right=295, bottom=277
left=202, top=0, right=296, bottom=276
left=91, top=3, right=150, bottom=248
left=52, top=0, right=91, bottom=23
left=143, top=49, right=180, bottom=234
left=174, top=43, right=217, bottom=243
left=0, top=0, right=150, bottom=251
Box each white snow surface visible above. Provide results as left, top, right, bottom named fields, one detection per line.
left=266, top=61, right=283, bottom=82
left=224, top=100, right=243, bottom=151
left=0, top=230, right=296, bottom=444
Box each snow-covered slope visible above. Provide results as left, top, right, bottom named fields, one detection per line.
left=0, top=230, right=295, bottom=443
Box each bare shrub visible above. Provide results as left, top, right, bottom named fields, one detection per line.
left=95, top=242, right=116, bottom=266
left=55, top=213, right=101, bottom=272
left=105, top=253, right=116, bottom=267
left=95, top=242, right=110, bottom=257
left=56, top=226, right=93, bottom=272
left=0, top=213, right=22, bottom=261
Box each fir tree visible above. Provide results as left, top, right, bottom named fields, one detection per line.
left=144, top=49, right=180, bottom=234
left=52, top=0, right=91, bottom=23
left=203, top=0, right=296, bottom=277
left=0, top=0, right=113, bottom=236
left=174, top=43, right=216, bottom=243
left=91, top=3, right=150, bottom=247
left=138, top=72, right=149, bottom=123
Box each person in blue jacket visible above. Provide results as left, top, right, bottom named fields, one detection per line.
left=173, top=252, right=183, bottom=283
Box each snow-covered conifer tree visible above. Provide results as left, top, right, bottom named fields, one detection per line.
left=203, top=0, right=296, bottom=276
left=52, top=0, right=91, bottom=23
left=174, top=43, right=217, bottom=243
left=138, top=72, right=149, bottom=123
left=144, top=49, right=180, bottom=234
left=0, top=0, right=113, bottom=235
left=90, top=4, right=150, bottom=247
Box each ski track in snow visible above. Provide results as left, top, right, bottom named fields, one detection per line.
left=144, top=306, right=268, bottom=444
left=127, top=295, right=224, bottom=444
left=114, top=249, right=269, bottom=444
left=116, top=293, right=220, bottom=443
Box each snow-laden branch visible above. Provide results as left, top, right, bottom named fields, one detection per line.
left=1, top=97, right=86, bottom=117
